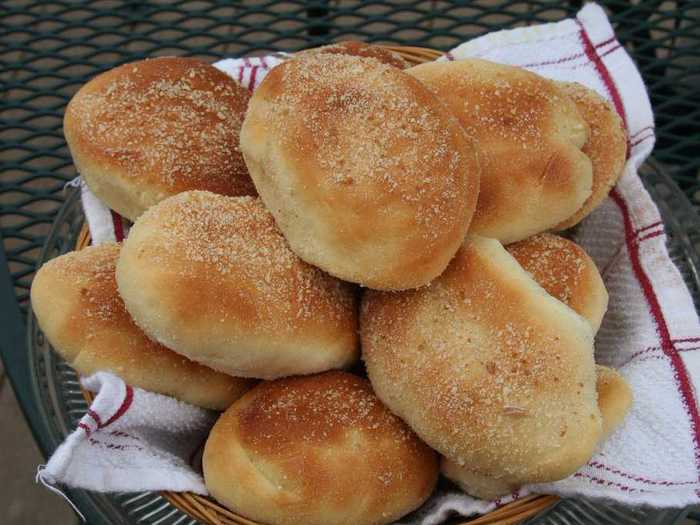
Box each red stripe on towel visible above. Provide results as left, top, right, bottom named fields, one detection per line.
left=595, top=36, right=617, bottom=49
left=630, top=125, right=655, bottom=140
left=522, top=52, right=586, bottom=69
left=589, top=461, right=698, bottom=486
left=87, top=409, right=103, bottom=428
left=78, top=423, right=92, bottom=437
left=102, top=385, right=134, bottom=428
left=637, top=230, right=664, bottom=243
left=574, top=472, right=646, bottom=492
left=577, top=22, right=631, bottom=159
left=635, top=221, right=662, bottom=234
left=599, top=43, right=622, bottom=59
left=631, top=134, right=654, bottom=148
left=110, top=211, right=124, bottom=242
left=248, top=66, right=259, bottom=91
left=611, top=189, right=700, bottom=497
left=577, top=23, right=628, bottom=132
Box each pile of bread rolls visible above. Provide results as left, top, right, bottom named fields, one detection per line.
left=31, top=41, right=633, bottom=525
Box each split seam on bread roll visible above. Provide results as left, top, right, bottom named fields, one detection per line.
left=362, top=235, right=601, bottom=499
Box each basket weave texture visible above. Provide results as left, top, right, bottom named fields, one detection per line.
left=75, top=45, right=559, bottom=525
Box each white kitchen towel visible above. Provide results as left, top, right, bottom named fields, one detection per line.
left=50, top=2, right=700, bottom=522
left=39, top=372, right=215, bottom=495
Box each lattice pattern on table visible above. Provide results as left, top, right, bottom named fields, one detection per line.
left=2, top=0, right=699, bottom=315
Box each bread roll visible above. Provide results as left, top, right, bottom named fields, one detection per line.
left=295, top=41, right=410, bottom=69
left=442, top=365, right=632, bottom=498
left=203, top=371, right=438, bottom=525
left=596, top=365, right=633, bottom=438
left=554, top=82, right=627, bottom=230
left=408, top=59, right=592, bottom=244
left=240, top=54, right=480, bottom=290
left=507, top=233, right=608, bottom=332
left=31, top=244, right=252, bottom=410
left=362, top=235, right=601, bottom=499
left=64, top=57, right=255, bottom=221
left=117, top=191, right=359, bottom=379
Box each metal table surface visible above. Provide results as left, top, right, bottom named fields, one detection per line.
left=1, top=1, right=699, bottom=524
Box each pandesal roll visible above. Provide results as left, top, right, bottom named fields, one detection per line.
left=116, top=191, right=359, bottom=379
left=553, top=82, right=627, bottom=230
left=408, top=59, right=592, bottom=244
left=295, top=40, right=410, bottom=69
left=64, top=57, right=255, bottom=221
left=362, top=235, right=601, bottom=499
left=442, top=365, right=633, bottom=498
left=507, top=233, right=608, bottom=332
left=30, top=244, right=252, bottom=410
left=203, top=371, right=438, bottom=525
left=240, top=54, right=480, bottom=290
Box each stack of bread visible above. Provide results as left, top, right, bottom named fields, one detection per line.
left=31, top=42, right=633, bottom=525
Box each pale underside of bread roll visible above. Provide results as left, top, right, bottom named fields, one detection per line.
left=553, top=82, right=627, bottom=230
left=408, top=59, right=593, bottom=244
left=362, top=235, right=601, bottom=499
left=203, top=371, right=439, bottom=525
left=30, top=244, right=252, bottom=410
left=241, top=53, right=480, bottom=290
left=507, top=233, right=609, bottom=332
left=116, top=191, right=359, bottom=379
left=295, top=41, right=411, bottom=69
left=440, top=461, right=514, bottom=501
left=64, top=57, right=256, bottom=221
left=442, top=364, right=633, bottom=499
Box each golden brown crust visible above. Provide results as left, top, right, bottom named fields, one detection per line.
left=203, top=371, right=438, bottom=525
left=408, top=59, right=592, bottom=244
left=507, top=233, right=608, bottom=332
left=596, top=365, right=633, bottom=438
left=241, top=54, right=480, bottom=290
left=64, top=57, right=255, bottom=221
left=295, top=41, right=411, bottom=69
left=30, top=244, right=253, bottom=410
left=361, top=236, right=601, bottom=498
left=116, top=191, right=359, bottom=379
left=442, top=365, right=633, bottom=497
left=554, top=82, right=627, bottom=230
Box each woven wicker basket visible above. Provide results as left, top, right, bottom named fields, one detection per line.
left=74, top=44, right=561, bottom=525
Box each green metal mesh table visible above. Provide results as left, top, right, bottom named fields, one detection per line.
left=1, top=1, right=699, bottom=524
